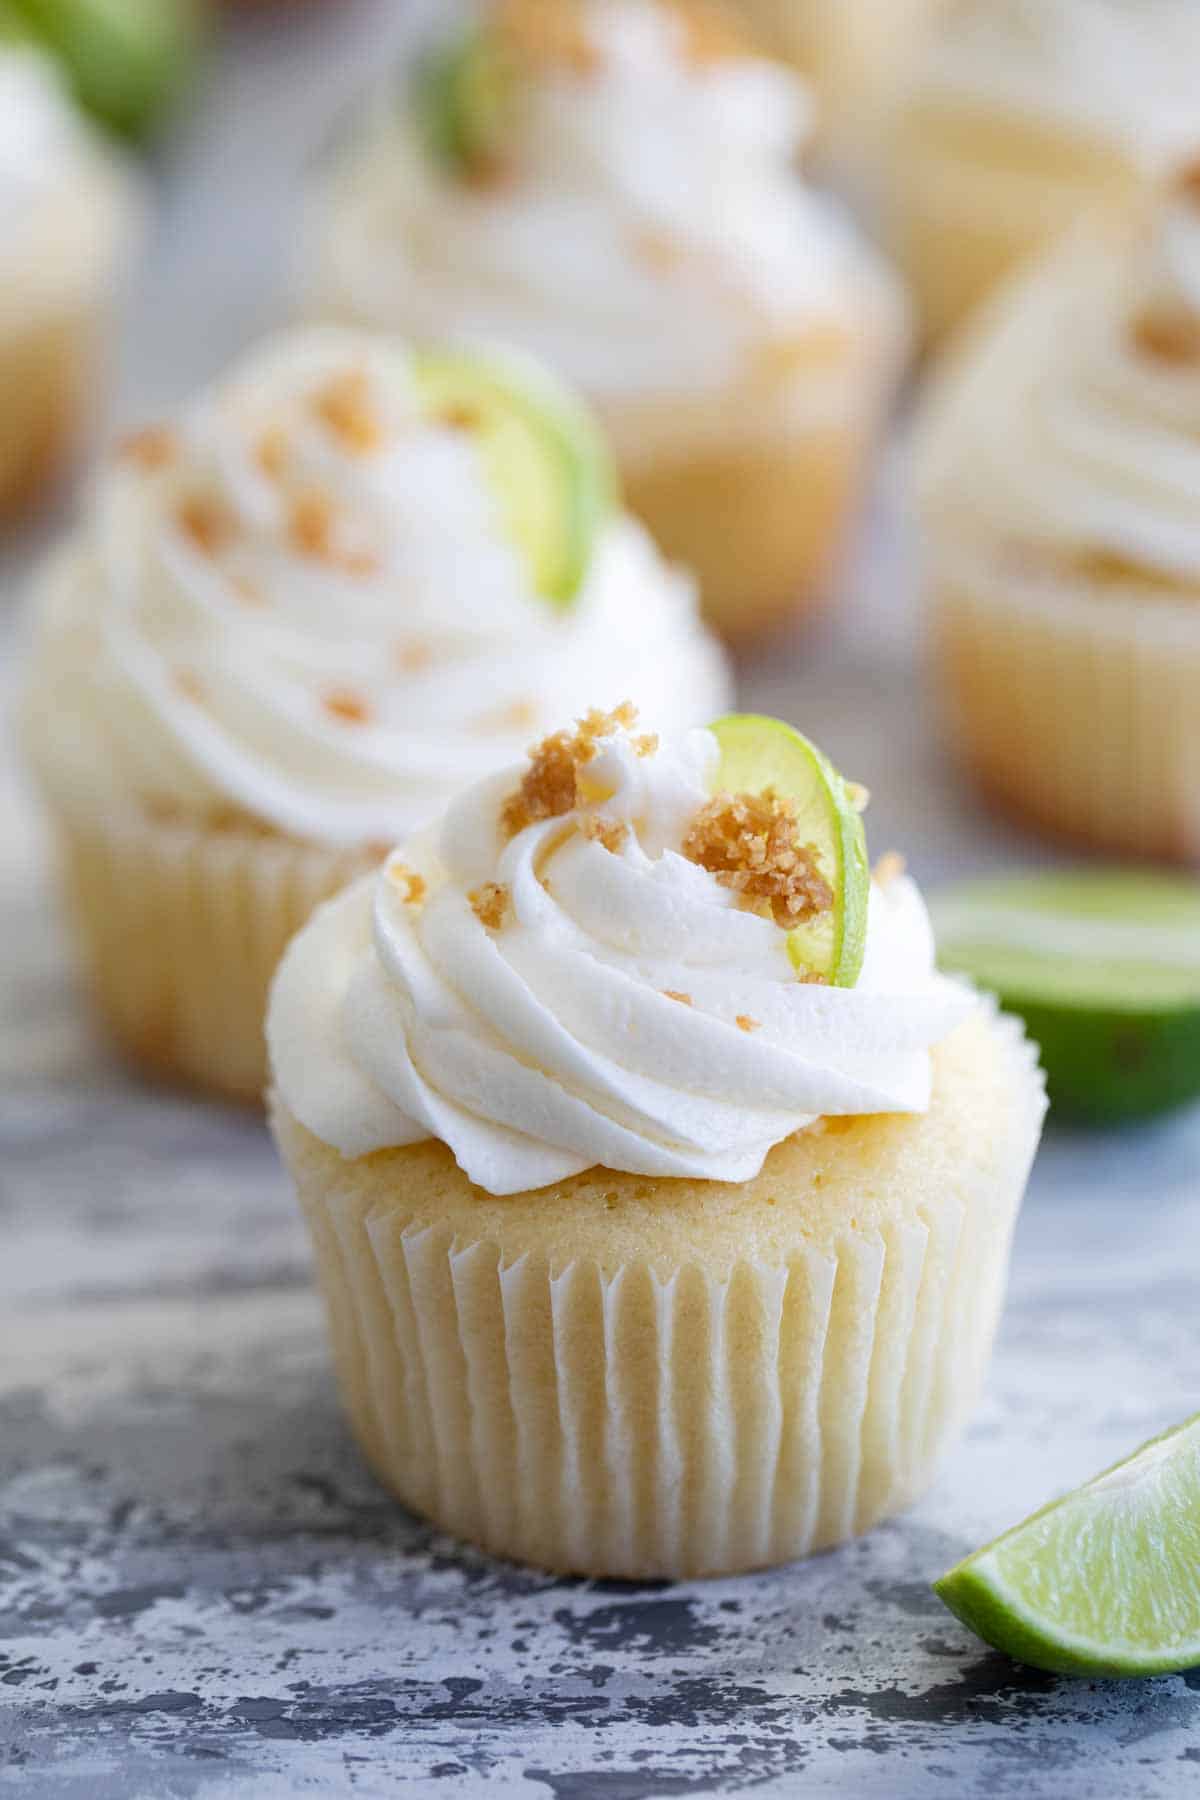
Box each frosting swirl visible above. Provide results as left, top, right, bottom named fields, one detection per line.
left=268, top=714, right=977, bottom=1193
left=915, top=171, right=1200, bottom=592
left=311, top=0, right=904, bottom=458
left=24, top=328, right=730, bottom=845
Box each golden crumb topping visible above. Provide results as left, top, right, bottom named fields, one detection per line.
left=496, top=0, right=599, bottom=74
left=313, top=369, right=383, bottom=453
left=662, top=0, right=749, bottom=64
left=1131, top=306, right=1200, bottom=366
left=173, top=667, right=204, bottom=701
left=256, top=427, right=288, bottom=480
left=663, top=989, right=693, bottom=1005
left=230, top=572, right=266, bottom=608
left=501, top=702, right=638, bottom=837
left=631, top=227, right=684, bottom=274
left=289, top=490, right=337, bottom=560
left=470, top=881, right=511, bottom=929
left=736, top=1014, right=761, bottom=1033
left=395, top=641, right=433, bottom=674
left=583, top=814, right=628, bottom=853
left=389, top=863, right=427, bottom=905
left=873, top=851, right=906, bottom=889
left=119, top=424, right=177, bottom=470
left=322, top=688, right=371, bottom=726
left=682, top=790, right=833, bottom=930
left=177, top=494, right=234, bottom=557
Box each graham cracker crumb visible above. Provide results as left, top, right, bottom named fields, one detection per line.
left=313, top=368, right=383, bottom=453
left=634, top=733, right=659, bottom=758
left=497, top=0, right=600, bottom=74
left=1174, top=158, right=1200, bottom=207
left=437, top=402, right=483, bottom=432
left=177, top=494, right=234, bottom=556
left=173, top=667, right=203, bottom=701
left=583, top=815, right=628, bottom=853
left=469, top=882, right=510, bottom=929
left=663, top=990, right=693, bottom=1005
left=1132, top=307, right=1200, bottom=365
left=389, top=863, right=427, bottom=905
left=396, top=642, right=433, bottom=674
left=736, top=1014, right=761, bottom=1033
left=873, top=851, right=906, bottom=888
left=323, top=688, right=371, bottom=726
left=632, top=228, right=683, bottom=273
left=230, top=572, right=267, bottom=607
left=340, top=547, right=382, bottom=578
left=501, top=702, right=639, bottom=837
left=119, top=425, right=176, bottom=470
left=662, top=0, right=748, bottom=64
left=257, top=428, right=288, bottom=479
left=289, top=491, right=336, bottom=560
left=682, top=790, right=834, bottom=929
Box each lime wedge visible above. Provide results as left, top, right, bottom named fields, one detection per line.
left=706, top=714, right=869, bottom=986
left=411, top=22, right=518, bottom=184
left=932, top=871, right=1200, bottom=1125
left=9, top=0, right=204, bottom=141
left=413, top=348, right=616, bottom=609
left=936, top=1412, right=1200, bottom=1677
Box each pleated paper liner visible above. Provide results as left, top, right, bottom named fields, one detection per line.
left=931, top=545, right=1200, bottom=862
left=274, top=1002, right=1045, bottom=1579
left=57, top=806, right=375, bottom=1103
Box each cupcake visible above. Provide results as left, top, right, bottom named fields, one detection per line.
left=887, top=0, right=1200, bottom=346
left=0, top=43, right=141, bottom=518
left=915, top=168, right=1200, bottom=861
left=268, top=705, right=1045, bottom=1578
left=21, top=327, right=730, bottom=1102
left=307, top=0, right=907, bottom=637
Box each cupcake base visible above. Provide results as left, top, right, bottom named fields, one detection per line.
left=57, top=807, right=375, bottom=1103
left=931, top=553, right=1200, bottom=862
left=273, top=1003, right=1044, bottom=1579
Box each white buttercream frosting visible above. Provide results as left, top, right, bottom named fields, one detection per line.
left=311, top=0, right=904, bottom=454
left=23, top=327, right=731, bottom=846
left=911, top=0, right=1200, bottom=164
left=268, top=718, right=977, bottom=1193
left=915, top=174, right=1200, bottom=591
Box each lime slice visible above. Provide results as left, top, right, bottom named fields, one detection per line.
left=413, top=348, right=616, bottom=609
left=936, top=1412, right=1200, bottom=1677
left=706, top=714, right=869, bottom=986
left=411, top=22, right=518, bottom=184
left=9, top=0, right=205, bottom=141
left=932, top=871, right=1200, bottom=1125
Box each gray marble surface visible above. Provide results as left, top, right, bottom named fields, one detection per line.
left=3, top=7, right=1200, bottom=1796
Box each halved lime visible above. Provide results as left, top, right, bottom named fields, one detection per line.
left=411, top=22, right=518, bottom=183
left=936, top=1411, right=1200, bottom=1677
left=413, top=348, right=617, bottom=609
left=9, top=0, right=205, bottom=141
left=706, top=714, right=869, bottom=986
left=932, top=871, right=1200, bottom=1125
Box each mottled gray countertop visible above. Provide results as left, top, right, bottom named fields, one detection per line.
left=3, top=7, right=1200, bottom=1796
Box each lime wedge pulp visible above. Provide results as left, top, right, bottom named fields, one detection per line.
left=932, top=871, right=1200, bottom=1124
left=9, top=0, right=204, bottom=141
left=707, top=714, right=869, bottom=987
left=936, top=1411, right=1200, bottom=1677
left=413, top=349, right=616, bottom=610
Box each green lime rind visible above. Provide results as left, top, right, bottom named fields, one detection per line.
left=9, top=0, right=206, bottom=141
left=412, top=347, right=617, bottom=610
left=933, top=872, right=1200, bottom=1125
left=935, top=1411, right=1200, bottom=1678
left=412, top=22, right=518, bottom=181
left=706, top=714, right=870, bottom=988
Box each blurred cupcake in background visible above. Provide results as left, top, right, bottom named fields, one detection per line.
left=915, top=165, right=1200, bottom=862
left=0, top=38, right=141, bottom=519
left=886, top=0, right=1200, bottom=347
left=308, top=0, right=908, bottom=638
left=21, top=327, right=730, bottom=1101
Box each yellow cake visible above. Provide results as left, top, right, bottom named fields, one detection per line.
left=307, top=0, right=907, bottom=637
left=268, top=706, right=1045, bottom=1576
left=20, top=331, right=730, bottom=1102
left=915, top=168, right=1200, bottom=860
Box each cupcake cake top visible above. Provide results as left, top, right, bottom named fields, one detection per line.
left=909, top=0, right=1200, bottom=163
left=915, top=166, right=1200, bottom=595
left=268, top=708, right=976, bottom=1194
left=313, top=0, right=902, bottom=427
left=24, top=328, right=729, bottom=845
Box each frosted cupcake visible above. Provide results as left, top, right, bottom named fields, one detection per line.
left=0, top=44, right=140, bottom=518
left=269, top=705, right=1045, bottom=1578
left=308, top=0, right=907, bottom=636
left=887, top=0, right=1200, bottom=346
left=22, top=328, right=730, bottom=1102
left=915, top=169, right=1200, bottom=860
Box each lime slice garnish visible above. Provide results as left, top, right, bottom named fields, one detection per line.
left=706, top=713, right=869, bottom=987
left=411, top=21, right=519, bottom=184
left=413, top=348, right=617, bottom=609
left=932, top=871, right=1200, bottom=1125
left=9, top=0, right=205, bottom=141
left=936, top=1411, right=1200, bottom=1677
